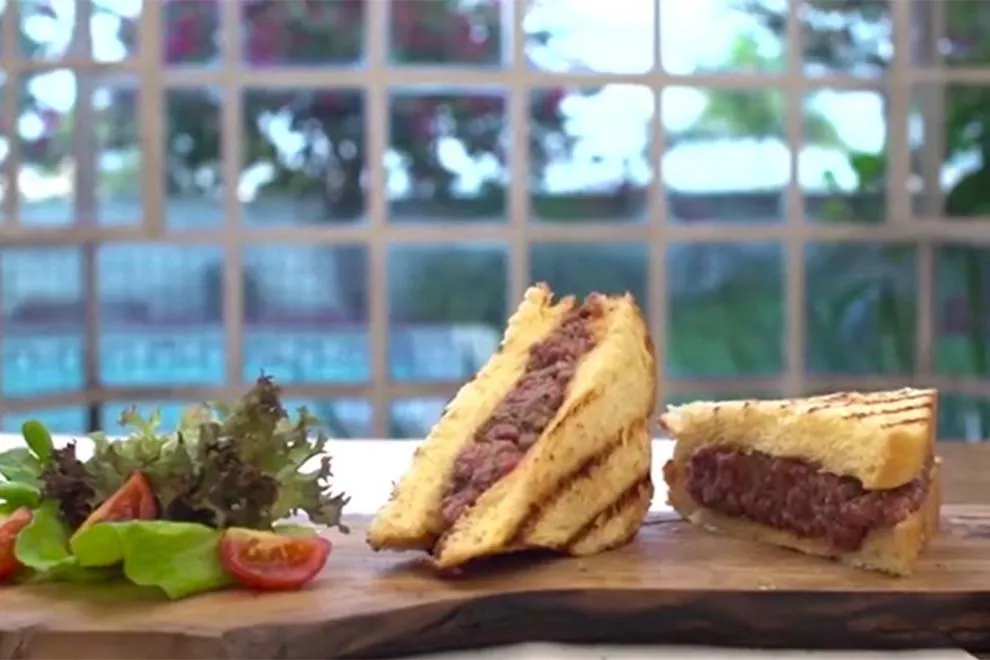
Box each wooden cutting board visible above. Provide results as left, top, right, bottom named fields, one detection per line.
left=1, top=506, right=990, bottom=659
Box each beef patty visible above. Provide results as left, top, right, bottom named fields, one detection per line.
left=684, top=446, right=931, bottom=552
left=440, top=298, right=603, bottom=526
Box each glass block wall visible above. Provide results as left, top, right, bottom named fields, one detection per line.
left=0, top=0, right=988, bottom=441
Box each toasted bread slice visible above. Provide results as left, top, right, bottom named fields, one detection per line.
left=436, top=422, right=654, bottom=568
left=367, top=284, right=657, bottom=569
left=367, top=284, right=574, bottom=552
left=659, top=388, right=938, bottom=489
left=664, top=457, right=942, bottom=576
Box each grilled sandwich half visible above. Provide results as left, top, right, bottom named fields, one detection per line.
left=367, top=283, right=657, bottom=570
left=659, top=388, right=941, bottom=576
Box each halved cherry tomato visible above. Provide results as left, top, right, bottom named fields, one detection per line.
left=75, top=471, right=157, bottom=534
left=0, top=507, right=33, bottom=583
left=219, top=528, right=332, bottom=591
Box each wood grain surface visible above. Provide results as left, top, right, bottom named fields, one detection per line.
left=0, top=444, right=988, bottom=660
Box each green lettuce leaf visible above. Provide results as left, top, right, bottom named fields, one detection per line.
left=0, top=448, right=42, bottom=485
left=15, top=500, right=76, bottom=573
left=0, top=481, right=41, bottom=509
left=13, top=500, right=105, bottom=582
left=21, top=420, right=54, bottom=465
left=70, top=521, right=232, bottom=600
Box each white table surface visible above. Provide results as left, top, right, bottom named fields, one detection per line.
left=0, top=434, right=975, bottom=660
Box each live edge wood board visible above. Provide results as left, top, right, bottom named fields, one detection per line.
left=1, top=443, right=990, bottom=660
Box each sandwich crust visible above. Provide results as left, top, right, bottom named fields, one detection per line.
left=663, top=457, right=941, bottom=576
left=367, top=284, right=657, bottom=569
left=659, top=388, right=938, bottom=490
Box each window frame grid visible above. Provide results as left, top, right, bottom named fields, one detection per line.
left=915, top=0, right=944, bottom=384
left=0, top=0, right=987, bottom=438
left=782, top=0, right=804, bottom=399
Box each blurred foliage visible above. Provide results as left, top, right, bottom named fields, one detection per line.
left=672, top=34, right=840, bottom=147
left=389, top=247, right=507, bottom=331
left=530, top=244, right=649, bottom=311
left=804, top=245, right=916, bottom=375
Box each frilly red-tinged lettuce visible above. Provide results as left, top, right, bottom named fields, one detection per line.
left=39, top=376, right=350, bottom=533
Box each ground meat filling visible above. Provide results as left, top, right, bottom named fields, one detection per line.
left=685, top=446, right=932, bottom=552
left=440, top=299, right=603, bottom=526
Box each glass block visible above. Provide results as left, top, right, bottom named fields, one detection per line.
left=93, top=0, right=141, bottom=62
left=97, top=244, right=225, bottom=387
left=527, top=0, right=654, bottom=74
left=165, top=88, right=223, bottom=230
left=19, top=0, right=66, bottom=60
left=388, top=243, right=506, bottom=382
left=938, top=394, right=990, bottom=442
left=1, top=247, right=85, bottom=399
left=19, top=70, right=74, bottom=228
left=242, top=244, right=369, bottom=384
left=805, top=243, right=916, bottom=374
left=390, top=397, right=447, bottom=439
left=803, top=88, right=887, bottom=224
left=388, top=89, right=506, bottom=223
left=531, top=85, right=653, bottom=224
left=18, top=0, right=138, bottom=61
left=931, top=1, right=990, bottom=67
left=662, top=86, right=786, bottom=223
left=660, top=0, right=785, bottom=75
left=283, top=398, right=373, bottom=439
left=163, top=0, right=219, bottom=65
left=94, top=75, right=140, bottom=227
left=936, top=245, right=990, bottom=377
left=666, top=242, right=784, bottom=377
left=911, top=83, right=990, bottom=220
left=242, top=0, right=365, bottom=67
left=530, top=242, right=649, bottom=314
left=390, top=0, right=501, bottom=66
left=0, top=71, right=7, bottom=224
left=3, top=407, right=87, bottom=435
left=802, top=0, right=891, bottom=78
left=243, top=87, right=366, bottom=226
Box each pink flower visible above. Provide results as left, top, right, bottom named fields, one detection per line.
left=535, top=89, right=565, bottom=121
left=467, top=96, right=502, bottom=115
left=165, top=14, right=198, bottom=63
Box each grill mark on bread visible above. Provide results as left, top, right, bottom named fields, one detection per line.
left=659, top=391, right=936, bottom=444
left=804, top=390, right=933, bottom=413
left=430, top=391, right=614, bottom=560
left=664, top=390, right=934, bottom=422
left=564, top=474, right=651, bottom=550
left=878, top=416, right=931, bottom=429
left=798, top=397, right=932, bottom=416
left=510, top=433, right=624, bottom=543
left=823, top=401, right=932, bottom=418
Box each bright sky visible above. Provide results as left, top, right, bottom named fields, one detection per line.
left=15, top=0, right=893, bottom=200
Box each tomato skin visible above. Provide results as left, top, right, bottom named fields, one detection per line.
left=75, top=471, right=157, bottom=534
left=219, top=528, right=332, bottom=592
left=0, top=507, right=33, bottom=583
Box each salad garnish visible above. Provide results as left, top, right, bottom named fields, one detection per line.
left=0, top=375, right=349, bottom=599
